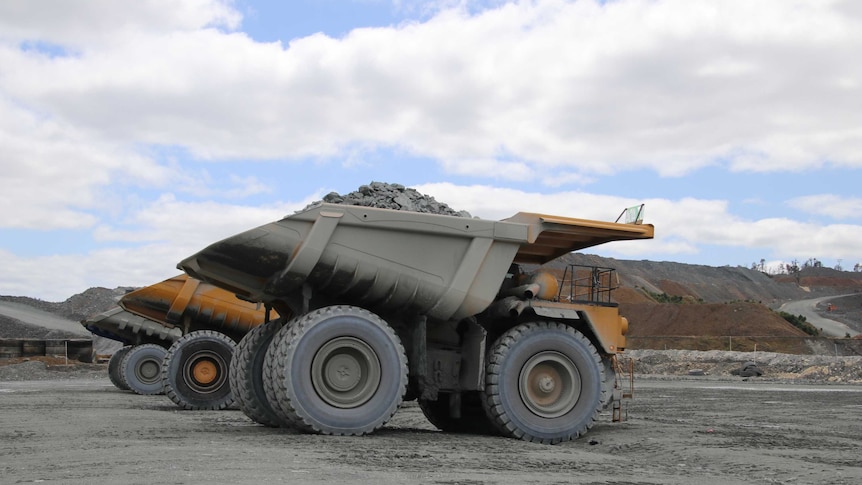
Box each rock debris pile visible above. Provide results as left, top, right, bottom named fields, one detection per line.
left=629, top=349, right=862, bottom=383
left=305, top=182, right=472, bottom=218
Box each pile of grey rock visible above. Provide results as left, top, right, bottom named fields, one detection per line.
left=305, top=182, right=472, bottom=218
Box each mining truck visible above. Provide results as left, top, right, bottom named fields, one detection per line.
left=178, top=203, right=653, bottom=443
left=83, top=274, right=278, bottom=410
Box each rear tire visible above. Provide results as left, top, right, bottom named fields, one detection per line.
left=163, top=330, right=236, bottom=410
left=265, top=306, right=407, bottom=435
left=482, top=322, right=604, bottom=444
left=108, top=345, right=133, bottom=391
left=230, top=320, right=287, bottom=427
left=121, top=344, right=167, bottom=395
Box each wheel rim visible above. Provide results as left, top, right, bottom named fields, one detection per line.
left=182, top=351, right=227, bottom=393
left=518, top=351, right=580, bottom=418
left=311, top=337, right=381, bottom=409
left=136, top=358, right=162, bottom=385
left=192, top=360, right=218, bottom=385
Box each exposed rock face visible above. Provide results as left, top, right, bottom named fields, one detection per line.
left=305, top=181, right=472, bottom=218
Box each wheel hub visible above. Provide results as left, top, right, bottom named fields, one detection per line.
left=311, top=337, right=381, bottom=409
left=519, top=351, right=581, bottom=418
left=181, top=350, right=227, bottom=393
left=325, top=354, right=363, bottom=391
left=137, top=359, right=161, bottom=383
left=192, top=360, right=218, bottom=385
left=537, top=374, right=555, bottom=394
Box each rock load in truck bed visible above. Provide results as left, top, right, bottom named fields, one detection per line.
left=304, top=181, right=471, bottom=218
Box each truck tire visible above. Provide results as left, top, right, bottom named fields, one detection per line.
left=163, top=330, right=236, bottom=410
left=262, top=322, right=297, bottom=427
left=482, top=321, right=604, bottom=444
left=265, top=305, right=407, bottom=435
left=230, top=320, right=287, bottom=427
left=419, top=391, right=498, bottom=435
left=108, top=345, right=133, bottom=391
left=121, top=344, right=167, bottom=395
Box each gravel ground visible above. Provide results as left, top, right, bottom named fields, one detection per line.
left=0, top=372, right=860, bottom=484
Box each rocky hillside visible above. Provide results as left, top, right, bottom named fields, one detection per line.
left=0, top=287, right=132, bottom=340
left=553, top=253, right=846, bottom=305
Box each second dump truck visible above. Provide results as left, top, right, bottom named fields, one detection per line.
left=84, top=274, right=277, bottom=410
left=179, top=203, right=653, bottom=444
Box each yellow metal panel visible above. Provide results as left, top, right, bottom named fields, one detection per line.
left=502, top=212, right=654, bottom=265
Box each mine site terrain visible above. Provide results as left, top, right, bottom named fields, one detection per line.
left=1, top=184, right=861, bottom=484
left=2, top=259, right=861, bottom=484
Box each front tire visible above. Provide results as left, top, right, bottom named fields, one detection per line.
left=163, top=330, right=236, bottom=410
left=482, top=322, right=604, bottom=444
left=121, top=344, right=167, bottom=395
left=265, top=306, right=407, bottom=435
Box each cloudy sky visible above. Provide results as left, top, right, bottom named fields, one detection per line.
left=2, top=0, right=861, bottom=301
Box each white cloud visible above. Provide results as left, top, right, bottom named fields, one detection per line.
left=0, top=96, right=173, bottom=229
left=93, top=193, right=309, bottom=246
left=4, top=192, right=322, bottom=301
left=1, top=0, right=860, bottom=178
left=0, top=0, right=240, bottom=48
left=787, top=194, right=862, bottom=220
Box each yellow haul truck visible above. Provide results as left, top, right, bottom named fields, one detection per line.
left=83, top=274, right=278, bottom=413
left=179, top=204, right=653, bottom=443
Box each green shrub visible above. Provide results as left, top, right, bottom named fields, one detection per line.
left=646, top=291, right=684, bottom=304
left=778, top=311, right=820, bottom=336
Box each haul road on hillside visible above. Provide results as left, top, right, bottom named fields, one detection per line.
left=179, top=203, right=654, bottom=444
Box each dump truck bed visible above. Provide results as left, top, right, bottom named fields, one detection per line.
left=179, top=204, right=653, bottom=321
left=120, top=274, right=270, bottom=335
left=82, top=274, right=273, bottom=345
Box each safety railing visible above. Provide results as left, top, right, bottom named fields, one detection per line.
left=557, top=265, right=619, bottom=304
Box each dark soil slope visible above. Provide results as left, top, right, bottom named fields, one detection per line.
left=622, top=302, right=808, bottom=337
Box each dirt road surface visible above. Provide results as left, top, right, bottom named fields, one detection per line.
left=1, top=375, right=860, bottom=485
left=779, top=295, right=860, bottom=337
left=0, top=300, right=90, bottom=337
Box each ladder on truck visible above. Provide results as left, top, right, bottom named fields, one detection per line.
left=611, top=354, right=634, bottom=422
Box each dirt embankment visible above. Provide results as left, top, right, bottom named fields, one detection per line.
left=0, top=287, right=131, bottom=339
left=544, top=253, right=862, bottom=354
left=627, top=349, right=862, bottom=383
left=557, top=253, right=820, bottom=305
left=622, top=301, right=808, bottom=337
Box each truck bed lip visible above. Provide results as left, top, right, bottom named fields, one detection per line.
left=502, top=212, right=655, bottom=265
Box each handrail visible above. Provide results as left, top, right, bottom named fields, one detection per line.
left=557, top=264, right=618, bottom=304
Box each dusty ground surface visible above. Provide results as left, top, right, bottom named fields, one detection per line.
left=1, top=363, right=860, bottom=485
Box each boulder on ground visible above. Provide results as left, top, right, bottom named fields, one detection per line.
left=731, top=361, right=764, bottom=377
